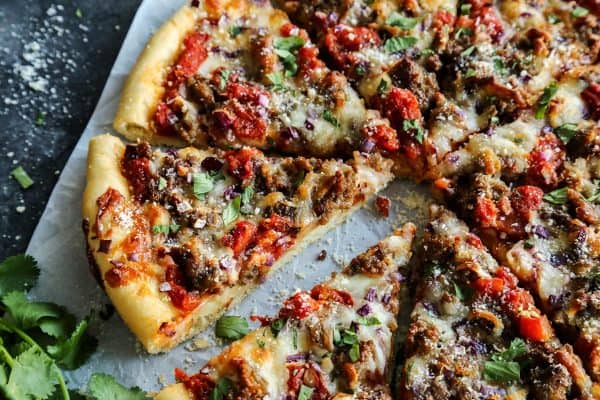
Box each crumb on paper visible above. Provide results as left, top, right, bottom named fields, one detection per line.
left=15, top=206, right=26, bottom=213
left=185, top=337, right=211, bottom=351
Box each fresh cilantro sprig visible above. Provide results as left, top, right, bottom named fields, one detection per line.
left=484, top=339, right=527, bottom=382
left=273, top=36, right=305, bottom=77
left=0, top=254, right=98, bottom=400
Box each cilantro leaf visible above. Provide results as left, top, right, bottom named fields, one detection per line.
left=215, top=315, right=249, bottom=340
left=461, top=45, right=475, bottom=57
left=193, top=172, right=215, bottom=197
left=572, top=6, right=589, bottom=17
left=241, top=185, right=254, bottom=214
left=348, top=343, right=360, bottom=362
left=219, top=70, right=231, bottom=91
left=384, top=36, right=417, bottom=53
left=377, top=79, right=389, bottom=95
left=158, top=176, right=167, bottom=190
left=11, top=166, right=34, bottom=189
left=266, top=71, right=285, bottom=89
left=88, top=373, right=150, bottom=400
left=587, top=179, right=600, bottom=203
left=228, top=25, right=243, bottom=38
left=402, top=119, right=425, bottom=143
left=270, top=318, right=286, bottom=337
left=357, top=316, right=381, bottom=326
left=494, top=338, right=527, bottom=361
left=273, top=36, right=305, bottom=77
left=222, top=196, right=241, bottom=226
left=47, top=316, right=98, bottom=370
left=386, top=12, right=419, bottom=29
left=38, top=308, right=76, bottom=339
left=484, top=360, right=521, bottom=382
left=35, top=112, right=47, bottom=126
left=298, top=384, right=314, bottom=400
left=460, top=3, right=472, bottom=14
left=210, top=377, right=232, bottom=400
left=3, top=291, right=63, bottom=331
left=0, top=254, right=39, bottom=295
left=5, top=347, right=57, bottom=400
left=547, top=14, right=560, bottom=24
left=543, top=187, right=568, bottom=205
left=453, top=281, right=474, bottom=301
left=554, top=123, right=578, bottom=144
left=322, top=110, right=340, bottom=128
left=536, top=82, right=558, bottom=119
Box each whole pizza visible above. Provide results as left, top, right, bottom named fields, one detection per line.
left=81, top=0, right=600, bottom=397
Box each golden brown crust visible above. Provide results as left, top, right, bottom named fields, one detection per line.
left=113, top=6, right=196, bottom=145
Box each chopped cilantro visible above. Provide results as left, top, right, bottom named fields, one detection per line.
left=461, top=45, right=475, bottom=57
left=257, top=339, right=266, bottom=348
left=543, top=187, right=568, bottom=205
left=535, top=82, right=558, bottom=119
left=75, top=8, right=83, bottom=18
left=493, top=58, right=508, bottom=76
left=572, top=6, right=589, bottom=17
left=209, top=377, right=232, bottom=400
left=228, top=25, right=243, bottom=38
left=453, top=281, right=474, bottom=301
left=35, top=112, right=46, bottom=126
left=547, top=14, right=560, bottom=24
left=215, top=316, right=249, bottom=340
left=241, top=184, right=254, bottom=213
left=270, top=318, right=286, bottom=337
left=357, top=316, right=381, bottom=326
left=322, top=110, right=340, bottom=128
left=273, top=36, right=305, bottom=77
left=355, top=64, right=367, bottom=76
left=465, top=68, right=476, bottom=78
left=298, top=385, right=314, bottom=400
left=377, top=79, right=389, bottom=95
left=386, top=12, right=419, bottom=29
left=223, top=196, right=241, bottom=226
left=484, top=339, right=527, bottom=382
left=402, top=119, right=425, bottom=143
left=454, top=27, right=473, bottom=39
left=587, top=179, right=600, bottom=203
left=11, top=166, right=34, bottom=189
left=384, top=36, right=418, bottom=53
left=46, top=316, right=98, bottom=370
left=158, top=176, right=167, bottom=190
left=554, top=123, right=578, bottom=144
left=266, top=71, right=285, bottom=90
left=193, top=172, right=215, bottom=198
left=460, top=3, right=472, bottom=14
left=219, top=69, right=231, bottom=91
left=348, top=343, right=360, bottom=362
left=292, top=326, right=298, bottom=349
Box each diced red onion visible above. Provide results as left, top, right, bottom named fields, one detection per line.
left=532, top=225, right=549, bottom=239
left=127, top=252, right=140, bottom=262
left=257, top=93, right=269, bottom=108
left=304, top=120, right=314, bottom=130
left=219, top=257, right=236, bottom=270
left=109, top=260, right=124, bottom=268
left=382, top=293, right=391, bottom=305
left=364, top=288, right=377, bottom=302
left=286, top=353, right=307, bottom=363
left=213, top=110, right=233, bottom=130
left=357, top=304, right=371, bottom=316
left=359, top=138, right=376, bottom=154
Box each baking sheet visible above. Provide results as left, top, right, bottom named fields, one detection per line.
left=26, top=0, right=433, bottom=392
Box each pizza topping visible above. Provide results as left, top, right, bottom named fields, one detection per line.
left=121, top=143, right=153, bottom=202
left=581, top=82, right=600, bottom=120
left=215, top=315, right=250, bottom=340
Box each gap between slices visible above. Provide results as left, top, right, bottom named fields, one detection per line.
left=154, top=223, right=415, bottom=400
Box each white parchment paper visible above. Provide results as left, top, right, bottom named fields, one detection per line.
left=26, top=0, right=433, bottom=392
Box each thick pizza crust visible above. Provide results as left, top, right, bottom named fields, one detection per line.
left=113, top=6, right=196, bottom=146
left=83, top=134, right=391, bottom=353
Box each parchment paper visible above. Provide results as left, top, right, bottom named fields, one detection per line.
left=26, top=0, right=433, bottom=392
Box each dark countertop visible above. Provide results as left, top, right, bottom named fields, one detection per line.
left=0, top=0, right=142, bottom=260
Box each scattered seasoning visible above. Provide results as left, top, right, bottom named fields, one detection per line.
left=375, top=196, right=391, bottom=217
left=11, top=166, right=34, bottom=189
left=317, top=250, right=327, bottom=261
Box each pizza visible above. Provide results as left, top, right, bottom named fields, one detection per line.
left=113, top=0, right=393, bottom=157
left=275, top=0, right=600, bottom=179
left=440, top=171, right=600, bottom=382
left=399, top=206, right=597, bottom=398
left=82, top=134, right=393, bottom=353
left=153, top=223, right=415, bottom=400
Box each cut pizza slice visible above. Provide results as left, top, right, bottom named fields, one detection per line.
left=443, top=172, right=600, bottom=382
left=82, top=134, right=393, bottom=353
left=154, top=223, right=416, bottom=400
left=113, top=0, right=390, bottom=158
left=399, top=206, right=597, bottom=398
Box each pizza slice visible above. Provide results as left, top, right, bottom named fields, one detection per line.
left=399, top=206, right=597, bottom=398
left=443, top=172, right=600, bottom=382
left=154, top=223, right=416, bottom=400
left=82, top=134, right=393, bottom=353
left=113, top=0, right=391, bottom=158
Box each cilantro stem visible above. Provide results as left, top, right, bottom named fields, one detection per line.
left=0, top=320, right=70, bottom=400
left=0, top=344, right=15, bottom=368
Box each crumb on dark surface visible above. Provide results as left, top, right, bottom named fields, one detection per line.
left=317, top=250, right=327, bottom=261
left=0, top=0, right=141, bottom=260
left=376, top=195, right=391, bottom=218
